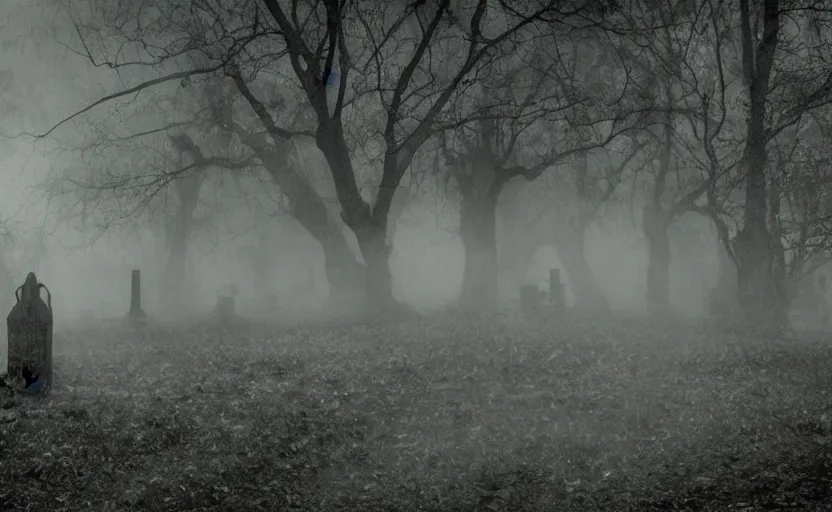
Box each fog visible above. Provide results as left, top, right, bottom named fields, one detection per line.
left=0, top=89, right=726, bottom=330
left=0, top=0, right=813, bottom=332
left=1, top=146, right=722, bottom=324
left=5, top=1, right=832, bottom=509
left=1, top=114, right=724, bottom=324
left=0, top=138, right=724, bottom=323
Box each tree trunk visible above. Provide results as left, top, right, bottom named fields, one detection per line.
left=322, top=242, right=365, bottom=311
left=275, top=169, right=365, bottom=310
left=250, top=142, right=365, bottom=311
left=162, top=174, right=201, bottom=317
left=733, top=131, right=787, bottom=334
left=643, top=207, right=671, bottom=310
left=734, top=223, right=787, bottom=334
left=313, top=126, right=409, bottom=318
left=458, top=188, right=500, bottom=311
left=641, top=88, right=675, bottom=312
left=386, top=185, right=410, bottom=299
left=732, top=0, right=787, bottom=336
left=353, top=222, right=397, bottom=317
left=163, top=228, right=188, bottom=307
left=553, top=224, right=609, bottom=312
left=230, top=77, right=374, bottom=314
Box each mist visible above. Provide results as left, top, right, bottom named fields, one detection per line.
left=0, top=0, right=733, bottom=326
left=2, top=1, right=832, bottom=510
left=0, top=163, right=724, bottom=325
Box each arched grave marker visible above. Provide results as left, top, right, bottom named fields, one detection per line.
left=6, top=272, right=53, bottom=393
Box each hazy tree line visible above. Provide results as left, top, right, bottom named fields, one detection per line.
left=2, top=0, right=832, bottom=334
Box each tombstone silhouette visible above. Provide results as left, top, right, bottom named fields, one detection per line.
left=6, top=272, right=53, bottom=393
left=126, top=269, right=146, bottom=325
left=216, top=283, right=238, bottom=322
left=549, top=268, right=565, bottom=306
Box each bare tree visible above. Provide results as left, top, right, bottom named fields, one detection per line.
left=725, top=0, right=832, bottom=333
left=490, top=25, right=649, bottom=312
left=603, top=0, right=734, bottom=312
left=260, top=0, right=625, bottom=315
left=220, top=70, right=368, bottom=310
left=543, top=30, right=649, bottom=313
left=31, top=0, right=374, bottom=309
left=386, top=3, right=645, bottom=311
left=33, top=0, right=637, bottom=316
left=769, top=111, right=832, bottom=291
left=231, top=125, right=367, bottom=309
left=656, top=0, right=832, bottom=332
left=162, top=133, right=215, bottom=314
left=431, top=55, right=568, bottom=311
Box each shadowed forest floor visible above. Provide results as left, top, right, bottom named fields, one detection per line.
left=1, top=311, right=831, bottom=511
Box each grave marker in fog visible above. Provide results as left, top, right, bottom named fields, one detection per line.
left=519, top=268, right=565, bottom=314
left=6, top=272, right=53, bottom=393
left=216, top=283, right=238, bottom=322
left=127, top=269, right=146, bottom=325
left=549, top=268, right=565, bottom=307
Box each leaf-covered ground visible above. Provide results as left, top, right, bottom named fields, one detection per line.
left=1, top=310, right=831, bottom=511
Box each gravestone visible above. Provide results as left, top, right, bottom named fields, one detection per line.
left=216, top=283, right=238, bottom=322
left=6, top=272, right=53, bottom=393
left=126, top=269, right=146, bottom=325
left=548, top=268, right=565, bottom=307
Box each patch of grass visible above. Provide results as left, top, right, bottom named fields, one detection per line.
left=2, top=312, right=831, bottom=511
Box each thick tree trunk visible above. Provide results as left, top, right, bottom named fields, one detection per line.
left=162, top=176, right=200, bottom=318
left=163, top=225, right=188, bottom=297
left=642, top=205, right=672, bottom=309
left=235, top=73, right=414, bottom=318
left=251, top=143, right=366, bottom=310
left=321, top=241, right=365, bottom=311
left=732, top=0, right=787, bottom=336
left=734, top=220, right=787, bottom=334
left=553, top=225, right=609, bottom=312
left=278, top=174, right=365, bottom=310
left=733, top=136, right=787, bottom=334
left=162, top=136, right=209, bottom=317
left=230, top=75, right=369, bottom=313
left=354, top=222, right=397, bottom=316
left=314, top=126, right=409, bottom=318
left=386, top=186, right=410, bottom=300
left=163, top=232, right=188, bottom=313
left=458, top=189, right=500, bottom=311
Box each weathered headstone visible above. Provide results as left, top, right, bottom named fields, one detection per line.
left=127, top=269, right=146, bottom=325
left=548, top=268, right=565, bottom=306
left=6, top=272, right=53, bottom=393
left=216, top=283, right=238, bottom=321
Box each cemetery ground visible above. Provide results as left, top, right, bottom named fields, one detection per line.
left=1, top=311, right=832, bottom=511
